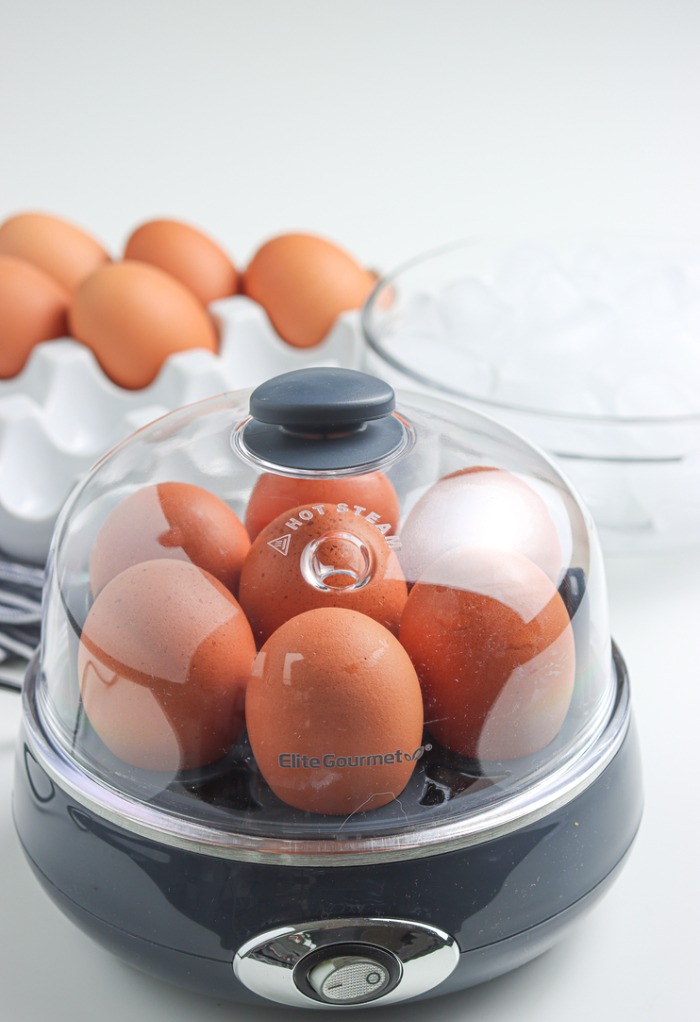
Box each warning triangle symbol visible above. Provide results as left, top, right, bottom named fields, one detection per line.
left=268, top=533, right=291, bottom=556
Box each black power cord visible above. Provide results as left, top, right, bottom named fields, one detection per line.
left=0, top=554, right=43, bottom=695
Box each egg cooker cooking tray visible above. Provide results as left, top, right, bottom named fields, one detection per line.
left=13, top=368, right=642, bottom=1008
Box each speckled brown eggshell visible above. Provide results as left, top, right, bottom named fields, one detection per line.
left=0, top=211, right=110, bottom=293
left=89, top=482, right=250, bottom=597
left=246, top=607, right=424, bottom=815
left=244, top=471, right=400, bottom=541
left=399, top=547, right=575, bottom=761
left=238, top=502, right=408, bottom=645
left=78, top=559, right=257, bottom=772
left=399, top=466, right=563, bottom=584
left=0, top=255, right=70, bottom=378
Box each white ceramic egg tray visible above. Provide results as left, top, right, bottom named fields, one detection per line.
left=0, top=296, right=362, bottom=564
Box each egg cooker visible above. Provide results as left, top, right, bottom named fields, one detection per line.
left=13, top=368, right=642, bottom=1008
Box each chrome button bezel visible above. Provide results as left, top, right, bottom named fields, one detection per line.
left=233, top=917, right=460, bottom=1008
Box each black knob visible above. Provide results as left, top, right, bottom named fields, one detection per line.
left=240, top=368, right=408, bottom=472
left=250, top=368, right=396, bottom=434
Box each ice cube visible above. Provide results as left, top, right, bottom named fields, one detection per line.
left=438, top=277, right=509, bottom=336
left=528, top=300, right=615, bottom=355
left=492, top=356, right=610, bottom=417
left=493, top=244, right=560, bottom=306
left=683, top=296, right=700, bottom=335
left=517, top=267, right=584, bottom=325
left=569, top=244, right=663, bottom=300
left=432, top=347, right=495, bottom=398
left=398, top=292, right=443, bottom=337
left=491, top=302, right=620, bottom=415
left=569, top=243, right=615, bottom=303
left=627, top=268, right=686, bottom=333
left=382, top=326, right=444, bottom=380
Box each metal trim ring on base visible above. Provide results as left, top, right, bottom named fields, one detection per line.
left=233, top=917, right=460, bottom=1008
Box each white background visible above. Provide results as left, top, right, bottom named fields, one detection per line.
left=1, top=2, right=700, bottom=1020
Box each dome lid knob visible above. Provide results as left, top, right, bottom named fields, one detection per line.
left=239, top=368, right=408, bottom=472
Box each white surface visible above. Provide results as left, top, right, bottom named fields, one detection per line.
left=1, top=2, right=700, bottom=1020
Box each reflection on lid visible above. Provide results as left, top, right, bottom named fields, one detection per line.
left=78, top=559, right=256, bottom=772
left=399, top=468, right=563, bottom=584
left=400, top=548, right=575, bottom=761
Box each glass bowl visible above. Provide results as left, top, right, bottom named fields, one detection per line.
left=361, top=239, right=700, bottom=553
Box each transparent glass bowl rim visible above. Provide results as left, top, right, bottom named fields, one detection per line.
left=360, top=237, right=700, bottom=427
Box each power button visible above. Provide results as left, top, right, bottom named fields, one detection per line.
left=233, top=917, right=459, bottom=1008
left=300, top=943, right=401, bottom=1005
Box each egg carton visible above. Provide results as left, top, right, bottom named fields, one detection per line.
left=0, top=296, right=363, bottom=564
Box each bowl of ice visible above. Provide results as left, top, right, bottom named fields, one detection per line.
left=361, top=238, right=700, bottom=553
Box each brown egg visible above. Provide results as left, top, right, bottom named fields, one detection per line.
left=244, top=471, right=400, bottom=541
left=0, top=255, right=70, bottom=378
left=399, top=466, right=563, bottom=584
left=399, top=548, right=576, bottom=761
left=124, top=218, right=239, bottom=305
left=243, top=233, right=376, bottom=347
left=239, top=502, right=408, bottom=645
left=69, top=260, right=218, bottom=389
left=89, top=482, right=251, bottom=597
left=78, top=559, right=256, bottom=771
left=246, top=607, right=424, bottom=815
left=0, top=211, right=110, bottom=293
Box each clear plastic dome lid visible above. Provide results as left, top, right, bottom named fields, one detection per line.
left=32, top=368, right=618, bottom=860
